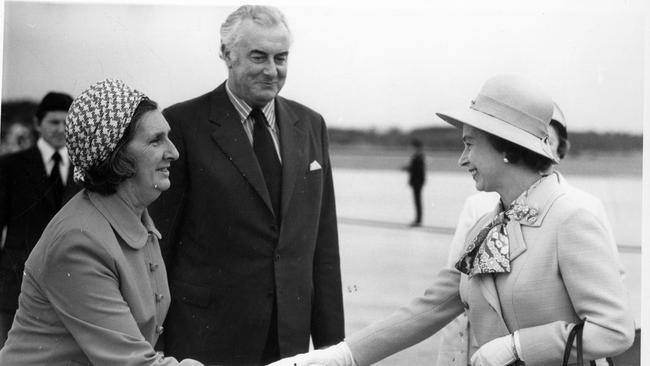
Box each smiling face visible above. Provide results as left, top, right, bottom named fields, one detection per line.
left=223, top=19, right=290, bottom=107
left=458, top=125, right=506, bottom=192
left=123, top=110, right=179, bottom=206
left=36, top=111, right=68, bottom=149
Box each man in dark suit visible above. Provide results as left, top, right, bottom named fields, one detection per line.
left=403, top=138, right=426, bottom=226
left=149, top=5, right=344, bottom=365
left=0, top=92, right=81, bottom=347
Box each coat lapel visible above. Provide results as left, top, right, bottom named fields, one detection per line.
left=507, top=220, right=528, bottom=261
left=207, top=84, right=274, bottom=215
left=477, top=274, right=504, bottom=319
left=275, top=98, right=307, bottom=221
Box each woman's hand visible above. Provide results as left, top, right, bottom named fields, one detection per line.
left=470, top=334, right=517, bottom=366
left=266, top=342, right=356, bottom=366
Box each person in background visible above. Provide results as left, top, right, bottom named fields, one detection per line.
left=436, top=101, right=624, bottom=366
left=0, top=91, right=81, bottom=347
left=149, top=5, right=344, bottom=365
left=0, top=79, right=203, bottom=365
left=0, top=122, right=34, bottom=155
left=403, top=138, right=426, bottom=226
left=268, top=75, right=634, bottom=366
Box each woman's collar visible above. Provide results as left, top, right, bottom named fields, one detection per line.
left=88, top=191, right=161, bottom=249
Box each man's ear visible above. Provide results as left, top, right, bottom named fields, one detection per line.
left=220, top=44, right=233, bottom=67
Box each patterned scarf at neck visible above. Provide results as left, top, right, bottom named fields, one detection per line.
left=455, top=178, right=544, bottom=278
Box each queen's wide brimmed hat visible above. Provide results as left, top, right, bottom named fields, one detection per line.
left=436, top=75, right=559, bottom=163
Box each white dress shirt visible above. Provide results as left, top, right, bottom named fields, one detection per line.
left=37, top=138, right=70, bottom=185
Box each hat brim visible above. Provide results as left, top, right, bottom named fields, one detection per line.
left=436, top=109, right=559, bottom=163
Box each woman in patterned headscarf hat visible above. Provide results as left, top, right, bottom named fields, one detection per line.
left=0, top=79, right=203, bottom=366
left=269, top=75, right=634, bottom=366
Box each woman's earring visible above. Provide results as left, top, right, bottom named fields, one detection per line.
left=503, top=157, right=509, bottom=164
left=154, top=184, right=159, bottom=189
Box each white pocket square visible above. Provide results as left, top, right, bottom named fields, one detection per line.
left=309, top=160, right=322, bottom=171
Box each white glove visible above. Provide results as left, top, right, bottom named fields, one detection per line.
left=178, top=358, right=204, bottom=366
left=470, top=334, right=517, bottom=366
left=266, top=341, right=356, bottom=366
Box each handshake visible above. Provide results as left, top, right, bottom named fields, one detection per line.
left=266, top=334, right=519, bottom=366
left=266, top=342, right=356, bottom=366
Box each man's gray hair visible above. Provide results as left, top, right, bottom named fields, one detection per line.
left=220, top=5, right=292, bottom=58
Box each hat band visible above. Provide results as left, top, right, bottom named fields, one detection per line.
left=470, top=94, right=548, bottom=139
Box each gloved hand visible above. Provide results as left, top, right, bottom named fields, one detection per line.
left=470, top=334, right=517, bottom=366
left=266, top=341, right=356, bottom=366
left=178, top=358, right=204, bottom=365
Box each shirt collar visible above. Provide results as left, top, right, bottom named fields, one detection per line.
left=225, top=80, right=276, bottom=126
left=88, top=191, right=162, bottom=250
left=37, top=137, right=69, bottom=167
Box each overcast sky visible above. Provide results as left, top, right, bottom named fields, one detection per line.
left=1, top=0, right=647, bottom=133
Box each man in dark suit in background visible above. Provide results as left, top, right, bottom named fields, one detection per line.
left=403, top=138, right=426, bottom=226
left=150, top=5, right=344, bottom=365
left=0, top=92, right=81, bottom=347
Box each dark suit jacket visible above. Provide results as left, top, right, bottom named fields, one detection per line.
left=150, top=82, right=344, bottom=364
left=0, top=146, right=81, bottom=311
left=407, top=152, right=425, bottom=187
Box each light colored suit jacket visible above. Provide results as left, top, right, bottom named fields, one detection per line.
left=347, top=174, right=634, bottom=366
left=437, top=172, right=624, bottom=365
left=0, top=190, right=194, bottom=365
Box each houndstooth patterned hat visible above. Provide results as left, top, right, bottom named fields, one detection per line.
left=65, top=79, right=147, bottom=183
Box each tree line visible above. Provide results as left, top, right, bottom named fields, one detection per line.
left=328, top=126, right=642, bottom=155
left=1, top=101, right=642, bottom=154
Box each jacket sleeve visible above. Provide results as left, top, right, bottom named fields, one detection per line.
left=310, top=117, right=346, bottom=348
left=39, top=230, right=200, bottom=366
left=0, top=155, right=9, bottom=253
left=346, top=267, right=464, bottom=366
left=149, top=107, right=188, bottom=265
left=517, top=209, right=634, bottom=364
left=591, top=198, right=624, bottom=277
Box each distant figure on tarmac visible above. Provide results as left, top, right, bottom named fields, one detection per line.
left=403, top=138, right=426, bottom=226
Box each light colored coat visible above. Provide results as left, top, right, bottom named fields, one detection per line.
left=346, top=174, right=634, bottom=366
left=437, top=172, right=624, bottom=365
left=0, top=190, right=191, bottom=366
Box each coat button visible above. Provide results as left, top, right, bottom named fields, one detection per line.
left=155, top=293, right=164, bottom=302
left=149, top=263, right=159, bottom=272
left=156, top=325, right=164, bottom=334
left=274, top=254, right=280, bottom=262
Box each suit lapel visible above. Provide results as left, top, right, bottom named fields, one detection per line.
left=275, top=98, right=307, bottom=221
left=207, top=84, right=274, bottom=215
left=23, top=147, right=56, bottom=211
